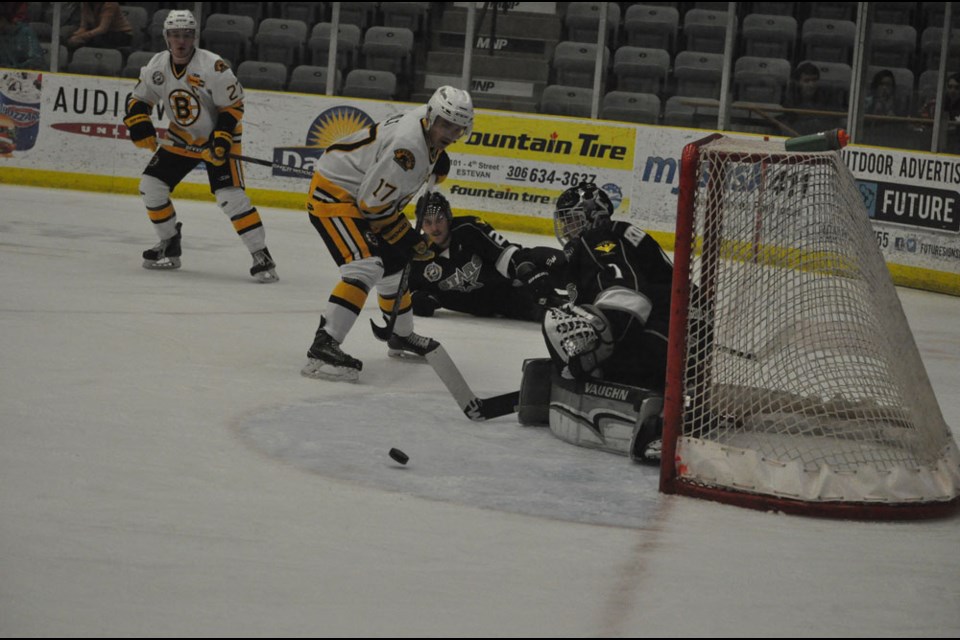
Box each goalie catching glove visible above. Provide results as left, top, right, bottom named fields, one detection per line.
left=201, top=130, right=233, bottom=166
left=542, top=303, right=614, bottom=378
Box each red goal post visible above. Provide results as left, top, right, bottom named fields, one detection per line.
left=659, top=133, right=960, bottom=519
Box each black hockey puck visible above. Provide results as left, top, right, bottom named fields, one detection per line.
left=389, top=448, right=409, bottom=465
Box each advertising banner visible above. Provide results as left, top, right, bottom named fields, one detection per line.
left=0, top=70, right=956, bottom=292
left=841, top=147, right=960, bottom=277
left=448, top=112, right=638, bottom=219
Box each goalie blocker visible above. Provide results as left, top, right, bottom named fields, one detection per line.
left=518, top=358, right=664, bottom=465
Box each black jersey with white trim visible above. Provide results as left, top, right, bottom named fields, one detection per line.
left=564, top=220, right=674, bottom=340
left=409, top=216, right=521, bottom=316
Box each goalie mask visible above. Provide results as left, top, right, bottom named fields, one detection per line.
left=553, top=182, right=614, bottom=245
left=427, top=86, right=474, bottom=140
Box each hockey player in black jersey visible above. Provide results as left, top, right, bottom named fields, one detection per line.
left=542, top=182, right=674, bottom=390
left=519, top=182, right=675, bottom=464
left=408, top=193, right=565, bottom=322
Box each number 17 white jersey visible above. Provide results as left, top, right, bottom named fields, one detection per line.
left=310, top=105, right=440, bottom=222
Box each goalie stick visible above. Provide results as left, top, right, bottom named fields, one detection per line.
left=157, top=138, right=314, bottom=178
left=425, top=344, right=520, bottom=421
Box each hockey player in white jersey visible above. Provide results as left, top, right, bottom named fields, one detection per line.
left=122, top=9, right=278, bottom=283
left=301, top=86, right=473, bottom=382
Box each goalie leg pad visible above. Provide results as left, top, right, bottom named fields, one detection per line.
left=518, top=358, right=553, bottom=426
left=548, top=372, right=662, bottom=456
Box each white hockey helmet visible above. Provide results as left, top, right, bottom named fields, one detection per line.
left=163, top=9, right=198, bottom=37
left=427, top=86, right=474, bottom=139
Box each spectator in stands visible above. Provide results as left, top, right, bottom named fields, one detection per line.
left=862, top=69, right=909, bottom=146
left=864, top=70, right=905, bottom=117
left=919, top=72, right=960, bottom=122
left=0, top=3, right=44, bottom=70
left=919, top=72, right=960, bottom=154
left=782, top=61, right=840, bottom=136
left=66, top=2, right=132, bottom=50
left=58, top=3, right=83, bottom=41
left=2, top=1, right=28, bottom=22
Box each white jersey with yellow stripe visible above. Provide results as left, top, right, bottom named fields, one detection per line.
left=130, top=49, right=244, bottom=149
left=310, top=105, right=437, bottom=223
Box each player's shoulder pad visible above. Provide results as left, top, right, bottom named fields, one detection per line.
left=450, top=215, right=487, bottom=230
left=194, top=48, right=235, bottom=75
left=575, top=224, right=626, bottom=258
left=460, top=217, right=504, bottom=241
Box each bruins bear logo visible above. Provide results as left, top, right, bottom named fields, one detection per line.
left=393, top=148, right=416, bottom=171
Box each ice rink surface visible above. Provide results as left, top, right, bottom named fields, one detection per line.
left=2, top=184, right=959, bottom=637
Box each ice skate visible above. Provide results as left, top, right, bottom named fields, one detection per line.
left=629, top=414, right=663, bottom=466
left=250, top=247, right=278, bottom=283
left=387, top=331, right=440, bottom=360
left=301, top=328, right=362, bottom=382
left=142, top=222, right=182, bottom=270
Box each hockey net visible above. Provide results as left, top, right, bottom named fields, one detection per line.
left=660, top=134, right=960, bottom=519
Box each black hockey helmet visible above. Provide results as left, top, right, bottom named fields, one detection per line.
left=553, top=182, right=614, bottom=245
left=422, top=191, right=452, bottom=223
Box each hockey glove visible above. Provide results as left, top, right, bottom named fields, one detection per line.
left=123, top=112, right=158, bottom=151
left=201, top=130, right=233, bottom=166
left=375, top=212, right=436, bottom=261
left=411, top=236, right=436, bottom=262
left=516, top=262, right=563, bottom=307
left=411, top=290, right=441, bottom=317
left=432, top=150, right=450, bottom=184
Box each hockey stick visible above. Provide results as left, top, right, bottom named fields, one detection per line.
left=370, top=179, right=434, bottom=342
left=156, top=138, right=314, bottom=178
left=425, top=344, right=520, bottom=421
left=716, top=319, right=853, bottom=363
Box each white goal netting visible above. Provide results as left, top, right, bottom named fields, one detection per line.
left=666, top=135, right=960, bottom=515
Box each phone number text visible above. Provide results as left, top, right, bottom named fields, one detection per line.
left=506, top=166, right=597, bottom=186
